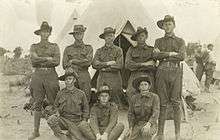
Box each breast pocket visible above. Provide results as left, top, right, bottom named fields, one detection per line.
left=131, top=51, right=140, bottom=61
left=80, top=50, right=88, bottom=58
left=144, top=104, right=152, bottom=114
left=134, top=103, right=142, bottom=115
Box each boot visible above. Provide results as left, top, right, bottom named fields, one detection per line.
left=156, top=106, right=166, bottom=140
left=28, top=111, right=41, bottom=140
left=173, top=105, right=181, bottom=140
left=78, top=121, right=96, bottom=140
left=51, top=125, right=67, bottom=140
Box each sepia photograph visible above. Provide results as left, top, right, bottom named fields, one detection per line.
left=0, top=0, right=220, bottom=140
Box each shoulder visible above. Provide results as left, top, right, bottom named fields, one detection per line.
left=49, top=42, right=58, bottom=47
left=113, top=45, right=123, bottom=53
left=95, top=47, right=104, bottom=54
left=131, top=94, right=140, bottom=102
left=155, top=37, right=164, bottom=43
left=144, top=45, right=154, bottom=50
left=76, top=88, right=88, bottom=98
left=65, top=44, right=73, bottom=49
left=174, top=36, right=185, bottom=44
left=150, top=92, right=159, bottom=101
left=85, top=44, right=92, bottom=49
left=91, top=103, right=100, bottom=111
left=30, top=43, right=39, bottom=48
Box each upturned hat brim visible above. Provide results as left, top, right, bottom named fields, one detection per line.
left=157, top=20, right=164, bottom=29
left=131, top=30, right=148, bottom=41
left=58, top=72, right=79, bottom=81
left=34, top=26, right=52, bottom=35
left=157, top=17, right=175, bottom=30
left=132, top=76, right=152, bottom=91
left=96, top=89, right=111, bottom=95
left=69, top=27, right=87, bottom=35
left=99, top=30, right=116, bottom=39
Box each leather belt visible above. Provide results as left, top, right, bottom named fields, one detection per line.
left=35, top=67, right=55, bottom=71
left=161, top=61, right=180, bottom=67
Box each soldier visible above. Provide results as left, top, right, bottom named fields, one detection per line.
left=82, top=84, right=125, bottom=140
left=0, top=47, right=8, bottom=57
left=194, top=45, right=207, bottom=81
left=126, top=75, right=159, bottom=140
left=125, top=27, right=156, bottom=104
left=204, top=44, right=216, bottom=92
left=154, top=15, right=186, bottom=140
left=13, top=46, right=23, bottom=59
left=28, top=21, right=60, bottom=140
left=62, top=25, right=93, bottom=102
left=92, top=27, right=123, bottom=107
left=0, top=47, right=8, bottom=72
left=47, top=70, right=90, bottom=140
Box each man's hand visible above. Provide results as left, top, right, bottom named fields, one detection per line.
left=141, top=122, right=151, bottom=133
left=169, top=52, right=178, bottom=56
left=106, top=61, right=116, bottom=66
left=125, top=128, right=132, bottom=139
left=101, top=132, right=108, bottom=140
left=141, top=60, right=155, bottom=66
left=45, top=57, right=53, bottom=61
left=96, top=133, right=102, bottom=140
left=154, top=48, right=160, bottom=53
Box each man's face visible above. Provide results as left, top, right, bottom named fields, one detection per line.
left=137, top=32, right=147, bottom=43
left=15, top=51, right=22, bottom=58
left=99, top=92, right=110, bottom=104
left=73, top=32, right=84, bottom=41
left=104, top=33, right=115, bottom=45
left=208, top=45, right=214, bottom=51
left=65, top=76, right=76, bottom=87
left=40, top=31, right=51, bottom=40
left=139, top=81, right=150, bottom=92
left=163, top=21, right=175, bottom=33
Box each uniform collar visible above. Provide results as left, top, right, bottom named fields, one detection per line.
left=136, top=43, right=151, bottom=49
left=139, top=91, right=152, bottom=98
left=64, top=87, right=78, bottom=94
left=98, top=102, right=111, bottom=109
left=103, top=44, right=114, bottom=50
left=73, top=41, right=85, bottom=48
left=164, top=33, right=176, bottom=38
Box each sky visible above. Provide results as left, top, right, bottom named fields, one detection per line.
left=0, top=0, right=220, bottom=54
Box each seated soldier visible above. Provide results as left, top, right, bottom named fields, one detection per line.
left=47, top=70, right=90, bottom=140
left=84, top=84, right=125, bottom=140
left=126, top=76, right=160, bottom=140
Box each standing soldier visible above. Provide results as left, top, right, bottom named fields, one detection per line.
left=204, top=44, right=216, bottom=92
left=154, top=15, right=186, bottom=140
left=28, top=21, right=60, bottom=140
left=62, top=25, right=93, bottom=102
left=125, top=27, right=156, bottom=104
left=194, top=45, right=206, bottom=81
left=92, top=27, right=123, bottom=107
left=13, top=46, right=23, bottom=59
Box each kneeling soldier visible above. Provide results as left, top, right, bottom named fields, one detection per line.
left=47, top=70, right=90, bottom=140
left=85, top=84, right=125, bottom=140
left=126, top=76, right=160, bottom=140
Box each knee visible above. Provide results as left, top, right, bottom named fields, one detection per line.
left=33, top=101, right=43, bottom=111
left=170, top=100, right=181, bottom=107
left=78, top=121, right=90, bottom=129
left=117, top=122, right=125, bottom=131
left=47, top=114, right=59, bottom=127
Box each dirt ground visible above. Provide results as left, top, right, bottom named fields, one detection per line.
left=0, top=74, right=220, bottom=140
